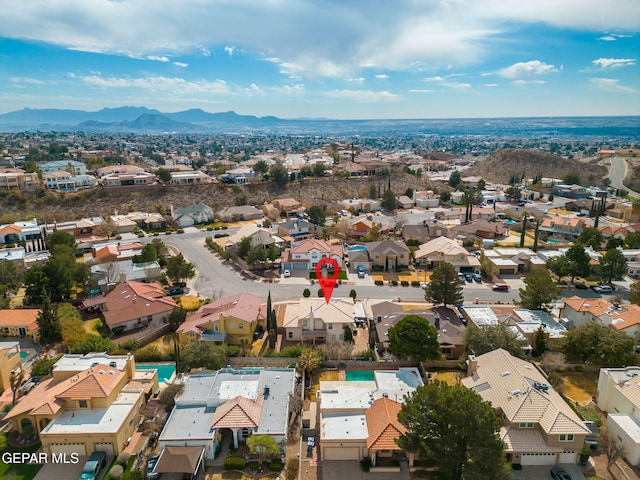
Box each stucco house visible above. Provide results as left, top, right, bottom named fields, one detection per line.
left=173, top=202, right=215, bottom=227
left=0, top=309, right=40, bottom=341
left=281, top=239, right=343, bottom=272
left=367, top=240, right=410, bottom=271
left=0, top=341, right=23, bottom=391
left=414, top=236, right=480, bottom=273
left=283, top=298, right=357, bottom=344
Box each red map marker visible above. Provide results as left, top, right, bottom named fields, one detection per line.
left=315, top=258, right=340, bottom=304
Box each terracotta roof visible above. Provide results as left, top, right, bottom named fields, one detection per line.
left=57, top=364, right=126, bottom=400
left=562, top=296, right=612, bottom=317
left=177, top=293, right=264, bottom=335
left=0, top=309, right=40, bottom=331
left=95, top=245, right=118, bottom=261
left=365, top=397, right=406, bottom=450
left=287, top=239, right=342, bottom=256
left=0, top=224, right=22, bottom=234
left=101, top=281, right=177, bottom=327
left=610, top=305, right=640, bottom=331
left=211, top=395, right=263, bottom=429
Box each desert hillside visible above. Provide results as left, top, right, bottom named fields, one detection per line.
left=465, top=148, right=608, bottom=184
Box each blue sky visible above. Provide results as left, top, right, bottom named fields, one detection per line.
left=0, top=0, right=638, bottom=119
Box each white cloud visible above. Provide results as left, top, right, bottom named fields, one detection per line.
left=408, top=89, right=437, bottom=93
left=423, top=76, right=471, bottom=89
left=498, top=60, right=557, bottom=80
left=375, top=74, right=389, bottom=79
left=324, top=89, right=400, bottom=102
left=244, top=83, right=263, bottom=95
left=200, top=47, right=211, bottom=57
left=345, top=77, right=365, bottom=83
left=483, top=83, right=499, bottom=87
left=173, top=62, right=188, bottom=68
left=147, top=55, right=169, bottom=62
left=592, top=57, right=636, bottom=69
left=224, top=46, right=235, bottom=56
left=10, top=77, right=47, bottom=85
left=67, top=72, right=76, bottom=78
left=590, top=77, right=637, bottom=93
left=81, top=75, right=230, bottom=95
left=598, top=33, right=632, bottom=41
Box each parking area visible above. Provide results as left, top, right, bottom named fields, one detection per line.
left=33, top=455, right=112, bottom=480
left=322, top=461, right=410, bottom=480
left=511, top=464, right=585, bottom=480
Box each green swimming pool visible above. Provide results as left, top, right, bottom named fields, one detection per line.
left=19, top=351, right=28, bottom=361
left=136, top=364, right=176, bottom=383
left=345, top=370, right=375, bottom=382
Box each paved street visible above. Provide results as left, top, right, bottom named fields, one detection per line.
left=609, top=156, right=640, bottom=198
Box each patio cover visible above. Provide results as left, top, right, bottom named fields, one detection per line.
left=154, top=445, right=205, bottom=475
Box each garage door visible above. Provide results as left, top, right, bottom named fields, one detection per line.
left=94, top=443, right=114, bottom=455
left=558, top=451, right=576, bottom=463
left=499, top=269, right=516, bottom=275
left=323, top=447, right=360, bottom=461
left=520, top=453, right=556, bottom=465
left=49, top=443, right=86, bottom=456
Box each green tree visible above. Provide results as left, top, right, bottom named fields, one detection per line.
left=625, top=231, right=640, bottom=249
left=298, top=349, right=321, bottom=384
left=45, top=231, right=77, bottom=254
left=404, top=187, right=414, bottom=198
left=166, top=253, right=195, bottom=285
left=343, top=325, right=354, bottom=343
left=247, top=435, right=281, bottom=462
left=269, top=164, right=289, bottom=186
left=24, top=264, right=48, bottom=305
left=388, top=315, right=440, bottom=363
left=565, top=244, right=592, bottom=282
left=630, top=281, right=640, bottom=305
left=58, top=303, right=86, bottom=351
left=606, top=237, right=625, bottom=250
left=576, top=226, right=603, bottom=249
left=477, top=178, right=486, bottom=191
left=37, top=292, right=61, bottom=345
left=598, top=248, right=628, bottom=283
left=155, top=168, right=172, bottom=183
left=563, top=172, right=581, bottom=185
left=381, top=189, right=396, bottom=211
left=518, top=268, right=559, bottom=311
left=425, top=262, right=464, bottom=307
left=70, top=335, right=116, bottom=354
left=312, top=162, right=325, bottom=177
left=179, top=342, right=226, bottom=372
left=163, top=331, right=181, bottom=372
left=253, top=160, right=268, bottom=176
left=133, top=244, right=158, bottom=264
left=168, top=307, right=187, bottom=331
left=236, top=237, right=252, bottom=260
left=448, top=170, right=461, bottom=188
left=546, top=255, right=571, bottom=283
left=9, top=370, right=25, bottom=405
left=558, top=322, right=636, bottom=366
left=0, top=260, right=22, bottom=292
left=266, top=290, right=277, bottom=350
left=463, top=323, right=528, bottom=358
left=505, top=185, right=522, bottom=202
left=397, top=382, right=510, bottom=480
left=30, top=357, right=57, bottom=376
left=308, top=205, right=326, bottom=226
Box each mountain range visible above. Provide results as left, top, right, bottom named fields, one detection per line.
left=0, top=107, right=638, bottom=137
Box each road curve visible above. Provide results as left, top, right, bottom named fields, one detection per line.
left=608, top=157, right=640, bottom=199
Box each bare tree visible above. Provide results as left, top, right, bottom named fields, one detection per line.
left=288, top=392, right=304, bottom=428
left=9, top=370, right=24, bottom=405
left=540, top=351, right=567, bottom=373
left=94, top=218, right=118, bottom=239
left=332, top=217, right=352, bottom=239
left=599, top=429, right=628, bottom=470
left=324, top=342, right=353, bottom=361
left=103, top=262, right=122, bottom=285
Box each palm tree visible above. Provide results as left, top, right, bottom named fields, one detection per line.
left=298, top=349, right=321, bottom=385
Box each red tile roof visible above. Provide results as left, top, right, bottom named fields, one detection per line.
left=211, top=395, right=263, bottom=429
left=102, top=281, right=177, bottom=327
left=365, top=397, right=406, bottom=450
left=177, top=293, right=264, bottom=335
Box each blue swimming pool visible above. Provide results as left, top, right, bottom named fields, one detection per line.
left=346, top=370, right=375, bottom=382
left=136, top=363, right=176, bottom=383
left=547, top=238, right=563, bottom=244
left=348, top=246, right=368, bottom=252
left=19, top=351, right=28, bottom=361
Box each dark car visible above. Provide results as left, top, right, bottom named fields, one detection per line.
left=146, top=454, right=160, bottom=480
left=464, top=273, right=473, bottom=283
left=492, top=283, right=509, bottom=291
left=168, top=287, right=184, bottom=296
left=80, top=451, right=107, bottom=480
left=550, top=466, right=571, bottom=480
left=472, top=273, right=482, bottom=283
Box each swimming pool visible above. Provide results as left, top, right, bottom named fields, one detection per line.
left=348, top=245, right=368, bottom=252
left=19, top=351, right=28, bottom=361
left=547, top=238, right=564, bottom=244
left=346, top=370, right=375, bottom=382
left=136, top=363, right=176, bottom=384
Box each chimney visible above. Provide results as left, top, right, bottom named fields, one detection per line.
left=467, top=355, right=478, bottom=376
left=308, top=306, right=314, bottom=331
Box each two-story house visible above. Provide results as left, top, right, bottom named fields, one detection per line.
left=41, top=160, right=87, bottom=176
left=0, top=341, right=23, bottom=391
left=177, top=293, right=266, bottom=346
left=367, top=240, right=410, bottom=271
left=539, top=216, right=585, bottom=240
left=281, top=239, right=343, bottom=272
left=414, top=190, right=440, bottom=209
left=277, top=219, right=316, bottom=246
left=0, top=168, right=39, bottom=191
left=414, top=236, right=480, bottom=273
left=0, top=309, right=40, bottom=341
left=462, top=349, right=590, bottom=466
left=282, top=298, right=355, bottom=344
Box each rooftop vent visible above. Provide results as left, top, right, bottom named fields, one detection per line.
left=501, top=371, right=511, bottom=377
left=511, top=389, right=521, bottom=396
left=98, top=370, right=105, bottom=374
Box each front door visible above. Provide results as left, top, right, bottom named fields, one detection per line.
left=18, top=328, right=26, bottom=337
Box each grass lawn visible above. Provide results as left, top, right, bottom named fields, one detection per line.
left=83, top=318, right=102, bottom=336
left=0, top=433, right=43, bottom=480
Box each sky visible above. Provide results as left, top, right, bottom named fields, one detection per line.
left=0, top=0, right=639, bottom=119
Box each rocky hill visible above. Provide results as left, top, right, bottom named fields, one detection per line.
left=0, top=170, right=438, bottom=223
left=464, top=148, right=608, bottom=184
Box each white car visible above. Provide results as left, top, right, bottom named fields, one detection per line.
left=594, top=285, right=613, bottom=294
left=283, top=270, right=291, bottom=278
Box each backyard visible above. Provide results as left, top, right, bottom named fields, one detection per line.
left=0, top=432, right=43, bottom=480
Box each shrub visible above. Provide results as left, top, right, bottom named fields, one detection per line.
left=317, top=288, right=324, bottom=297
left=374, top=280, right=384, bottom=286
left=411, top=281, right=420, bottom=287
left=111, top=326, right=125, bottom=335
left=120, top=339, right=139, bottom=351
left=360, top=457, right=372, bottom=472
left=116, top=452, right=131, bottom=466
left=285, top=459, right=299, bottom=480
left=224, top=456, right=245, bottom=470
left=279, top=345, right=304, bottom=358
left=30, top=357, right=57, bottom=376
left=269, top=458, right=283, bottom=472
left=401, top=281, right=409, bottom=287
left=302, top=288, right=311, bottom=298
left=354, top=349, right=377, bottom=361
left=109, top=465, right=124, bottom=479
left=574, top=365, right=584, bottom=372
left=391, top=280, right=398, bottom=286
left=512, top=464, right=522, bottom=470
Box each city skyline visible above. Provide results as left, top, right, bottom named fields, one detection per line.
left=0, top=0, right=639, bottom=119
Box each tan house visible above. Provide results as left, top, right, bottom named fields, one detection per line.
left=4, top=352, right=158, bottom=456
left=281, top=239, right=343, bottom=272
left=559, top=296, right=613, bottom=328
left=0, top=341, right=23, bottom=391
left=414, top=236, right=480, bottom=273
left=367, top=240, right=410, bottom=271
left=283, top=298, right=355, bottom=344
left=462, top=349, right=589, bottom=466
left=0, top=168, right=39, bottom=191
left=0, top=309, right=40, bottom=341
left=177, top=293, right=266, bottom=346
left=539, top=216, right=585, bottom=239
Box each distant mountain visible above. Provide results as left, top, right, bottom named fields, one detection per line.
left=75, top=114, right=203, bottom=133
left=164, top=109, right=283, bottom=126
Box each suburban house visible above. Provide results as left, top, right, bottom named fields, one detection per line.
left=177, top=293, right=266, bottom=346
left=282, top=298, right=357, bottom=344
left=339, top=198, right=381, bottom=213
left=414, top=190, right=440, bottom=209
left=0, top=168, right=39, bottom=191
left=101, top=170, right=157, bottom=187
left=107, top=215, right=138, bottom=234
left=346, top=248, right=372, bottom=273
left=0, top=341, right=23, bottom=391
left=402, top=222, right=449, bottom=243
left=225, top=224, right=276, bottom=251
left=462, top=349, right=590, bottom=466
left=512, top=309, right=566, bottom=351
left=553, top=184, right=590, bottom=199
left=597, top=366, right=640, bottom=465
left=371, top=302, right=465, bottom=360
left=281, top=239, right=343, bottom=272
left=40, top=160, right=87, bottom=176
left=91, top=260, right=162, bottom=289
left=318, top=368, right=423, bottom=467
left=483, top=248, right=546, bottom=276
left=217, top=205, right=263, bottom=222
left=601, top=304, right=640, bottom=340
left=158, top=368, right=295, bottom=463
left=0, top=309, right=40, bottom=341
left=276, top=219, right=316, bottom=246
left=173, top=202, right=215, bottom=227
left=93, top=242, right=144, bottom=263
left=349, top=218, right=379, bottom=239
left=168, top=170, right=212, bottom=185
left=0, top=219, right=43, bottom=245
left=125, top=212, right=166, bottom=230
left=539, top=216, right=585, bottom=240
left=396, top=195, right=414, bottom=209
left=96, top=164, right=145, bottom=178
left=450, top=219, right=507, bottom=240
left=272, top=198, right=303, bottom=216
left=559, top=296, right=616, bottom=328
left=367, top=240, right=410, bottom=271
left=4, top=352, right=158, bottom=456
left=414, top=236, right=480, bottom=273
left=43, top=171, right=97, bottom=192
left=86, top=281, right=177, bottom=333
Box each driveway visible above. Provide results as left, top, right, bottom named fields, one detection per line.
left=511, top=464, right=585, bottom=480
left=322, top=461, right=410, bottom=480
left=33, top=455, right=111, bottom=480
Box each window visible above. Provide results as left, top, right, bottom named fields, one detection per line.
left=228, top=322, right=234, bottom=329
left=288, top=332, right=293, bottom=339
left=79, top=400, right=88, bottom=408
left=519, top=423, right=534, bottom=429
left=328, top=324, right=333, bottom=330
left=239, top=323, right=243, bottom=329
left=137, top=318, right=142, bottom=324
left=559, top=434, right=574, bottom=442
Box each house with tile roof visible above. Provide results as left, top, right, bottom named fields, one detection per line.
left=414, top=236, right=480, bottom=273
left=597, top=366, right=640, bottom=464
left=0, top=309, right=40, bottom=341
left=281, top=239, right=343, bottom=272
left=276, top=219, right=316, bottom=246
left=93, top=281, right=177, bottom=332
left=462, top=349, right=589, bottom=466
left=539, top=216, right=585, bottom=240
left=172, top=201, right=215, bottom=227
left=4, top=352, right=158, bottom=456
left=318, top=368, right=422, bottom=466
left=367, top=240, right=410, bottom=271
left=559, top=296, right=614, bottom=328
left=282, top=298, right=356, bottom=344
left=177, top=293, right=266, bottom=346
left=158, top=367, right=295, bottom=459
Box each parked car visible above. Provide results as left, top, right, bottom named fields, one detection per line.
left=283, top=269, right=291, bottom=278
left=146, top=454, right=160, bottom=480
left=420, top=282, right=430, bottom=290
left=464, top=273, right=474, bottom=283
left=457, top=273, right=466, bottom=283
left=168, top=287, right=184, bottom=296
left=472, top=273, right=482, bottom=283
left=80, top=451, right=107, bottom=480
left=594, top=285, right=614, bottom=294
left=550, top=466, right=572, bottom=480
left=492, top=283, right=509, bottom=291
